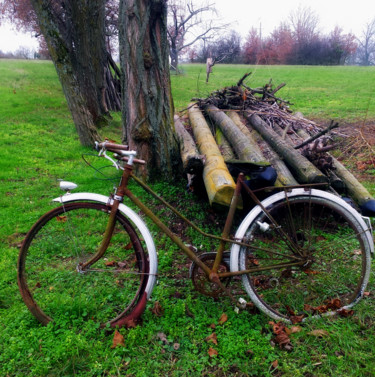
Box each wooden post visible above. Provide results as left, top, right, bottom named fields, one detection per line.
left=247, top=113, right=328, bottom=184
left=174, top=115, right=204, bottom=175
left=227, top=111, right=298, bottom=186
left=188, top=104, right=236, bottom=206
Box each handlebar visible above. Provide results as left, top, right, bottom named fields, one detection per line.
left=95, top=141, right=146, bottom=166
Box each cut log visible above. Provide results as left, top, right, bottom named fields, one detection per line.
left=247, top=113, right=328, bottom=184
left=226, top=111, right=264, bottom=162
left=215, top=127, right=236, bottom=160
left=174, top=115, right=204, bottom=175
left=296, top=128, right=375, bottom=214
left=188, top=103, right=236, bottom=206
left=205, top=104, right=269, bottom=165
left=227, top=111, right=298, bottom=186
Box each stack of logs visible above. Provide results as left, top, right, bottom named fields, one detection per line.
left=174, top=74, right=375, bottom=216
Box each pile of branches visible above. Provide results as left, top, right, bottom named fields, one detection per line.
left=175, top=74, right=375, bottom=216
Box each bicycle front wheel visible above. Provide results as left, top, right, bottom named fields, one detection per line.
left=18, top=202, right=149, bottom=327
left=234, top=190, right=372, bottom=322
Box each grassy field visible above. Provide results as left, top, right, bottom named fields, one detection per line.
left=0, top=59, right=374, bottom=377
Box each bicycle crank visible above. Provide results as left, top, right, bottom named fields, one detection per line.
left=189, top=252, right=231, bottom=298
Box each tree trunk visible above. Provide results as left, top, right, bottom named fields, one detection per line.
left=188, top=104, right=236, bottom=206
left=30, top=0, right=100, bottom=146
left=119, top=0, right=179, bottom=180
left=247, top=113, right=328, bottom=184
left=169, top=42, right=179, bottom=71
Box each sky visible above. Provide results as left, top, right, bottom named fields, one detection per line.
left=0, top=0, right=374, bottom=53
left=212, top=0, right=375, bottom=38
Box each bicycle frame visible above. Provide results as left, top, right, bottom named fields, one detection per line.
left=77, top=160, right=310, bottom=291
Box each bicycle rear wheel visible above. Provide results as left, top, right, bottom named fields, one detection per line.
left=18, top=202, right=149, bottom=327
left=234, top=191, right=372, bottom=322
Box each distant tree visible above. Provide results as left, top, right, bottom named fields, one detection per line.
left=167, top=0, right=228, bottom=71
left=119, top=0, right=179, bottom=180
left=327, top=27, right=357, bottom=65
left=242, top=28, right=262, bottom=64
left=268, top=23, right=294, bottom=64
left=356, top=18, right=375, bottom=65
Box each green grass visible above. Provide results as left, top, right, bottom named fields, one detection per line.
left=172, top=64, right=375, bottom=124
left=0, top=59, right=374, bottom=377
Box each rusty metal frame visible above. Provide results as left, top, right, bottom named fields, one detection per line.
left=98, top=163, right=306, bottom=287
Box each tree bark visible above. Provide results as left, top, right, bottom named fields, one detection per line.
left=119, top=0, right=179, bottom=180
left=247, top=113, right=328, bottom=184
left=30, top=0, right=101, bottom=146
left=205, top=105, right=268, bottom=164
left=215, top=128, right=236, bottom=161
left=174, top=114, right=203, bottom=174
left=188, top=104, right=235, bottom=206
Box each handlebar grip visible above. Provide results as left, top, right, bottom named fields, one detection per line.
left=114, top=155, right=146, bottom=165
left=97, top=141, right=129, bottom=151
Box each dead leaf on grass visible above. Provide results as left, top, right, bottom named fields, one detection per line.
left=151, top=301, right=164, bottom=317
left=157, top=332, right=168, bottom=344
left=285, top=326, right=302, bottom=335
left=205, top=332, right=218, bottom=345
left=271, top=360, right=279, bottom=369
left=218, top=313, right=228, bottom=325
left=308, top=329, right=329, bottom=337
left=208, top=347, right=218, bottom=357
left=111, top=330, right=125, bottom=348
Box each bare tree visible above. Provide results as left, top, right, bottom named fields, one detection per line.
left=356, top=18, right=375, bottom=66
left=119, top=0, right=179, bottom=180
left=167, top=0, right=228, bottom=71
left=289, top=5, right=319, bottom=45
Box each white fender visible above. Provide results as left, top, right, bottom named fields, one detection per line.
left=230, top=188, right=374, bottom=273
left=53, top=193, right=158, bottom=299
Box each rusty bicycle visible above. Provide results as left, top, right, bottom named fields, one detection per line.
left=18, top=141, right=374, bottom=327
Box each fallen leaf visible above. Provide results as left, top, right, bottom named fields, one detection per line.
left=218, top=313, right=228, bottom=325
left=308, top=329, right=329, bottom=337
left=285, top=326, right=302, bottom=335
left=173, top=343, right=180, bottom=350
left=337, top=308, right=354, bottom=317
left=105, top=260, right=117, bottom=267
left=208, top=347, right=218, bottom=357
left=56, top=215, right=67, bottom=222
left=124, top=242, right=133, bottom=250
left=303, top=269, right=319, bottom=275
left=157, top=332, right=168, bottom=344
left=290, top=314, right=305, bottom=324
left=111, top=330, right=125, bottom=348
left=271, top=360, right=279, bottom=368
left=205, top=332, right=218, bottom=345
left=363, top=291, right=371, bottom=297
left=151, top=301, right=164, bottom=317
left=209, top=323, right=216, bottom=329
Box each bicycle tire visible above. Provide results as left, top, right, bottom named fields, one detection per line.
left=231, top=189, right=372, bottom=322
left=18, top=202, right=150, bottom=327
